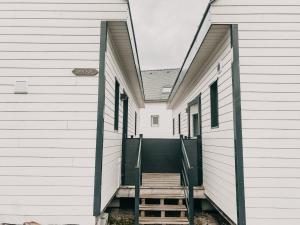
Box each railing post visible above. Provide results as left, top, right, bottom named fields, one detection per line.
left=134, top=167, right=140, bottom=225
left=188, top=168, right=194, bottom=225
left=134, top=134, right=143, bottom=225
left=197, top=134, right=203, bottom=186
left=180, top=135, right=183, bottom=185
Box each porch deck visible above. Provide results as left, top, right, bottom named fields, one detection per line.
left=117, top=173, right=205, bottom=199
left=116, top=185, right=205, bottom=199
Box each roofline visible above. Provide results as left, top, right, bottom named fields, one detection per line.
left=145, top=99, right=168, bottom=103
left=142, top=68, right=181, bottom=72
left=127, top=2, right=145, bottom=102
left=168, top=0, right=216, bottom=104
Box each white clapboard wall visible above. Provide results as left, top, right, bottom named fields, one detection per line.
left=0, top=0, right=136, bottom=224
left=210, top=1, right=300, bottom=225
left=172, top=31, right=237, bottom=223
left=101, top=32, right=140, bottom=211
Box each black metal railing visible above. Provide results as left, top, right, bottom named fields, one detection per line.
left=134, top=134, right=143, bottom=225
left=180, top=135, right=194, bottom=225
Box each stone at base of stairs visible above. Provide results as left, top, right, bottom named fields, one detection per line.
left=195, top=212, right=230, bottom=225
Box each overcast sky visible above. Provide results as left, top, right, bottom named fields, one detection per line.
left=130, top=0, right=209, bottom=71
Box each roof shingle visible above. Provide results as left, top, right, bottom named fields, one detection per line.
left=142, top=68, right=180, bottom=102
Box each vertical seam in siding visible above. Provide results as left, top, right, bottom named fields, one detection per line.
left=231, top=24, right=246, bottom=225
left=93, top=21, right=107, bottom=216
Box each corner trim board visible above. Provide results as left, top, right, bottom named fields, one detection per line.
left=231, top=24, right=246, bottom=225
left=93, top=21, right=108, bottom=216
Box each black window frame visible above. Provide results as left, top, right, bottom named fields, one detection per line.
left=134, top=112, right=137, bottom=136
left=114, top=79, right=120, bottom=131
left=210, top=80, right=219, bottom=128
left=172, top=118, right=175, bottom=135
left=178, top=113, right=181, bottom=134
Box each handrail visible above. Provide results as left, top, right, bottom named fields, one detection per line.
left=181, top=138, right=192, bottom=169
left=136, top=135, right=142, bottom=168
left=134, top=134, right=143, bottom=225
left=180, top=136, right=194, bottom=225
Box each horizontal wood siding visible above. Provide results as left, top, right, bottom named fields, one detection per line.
left=101, top=33, right=139, bottom=210
left=0, top=1, right=128, bottom=224
left=172, top=31, right=237, bottom=222
left=211, top=1, right=300, bottom=224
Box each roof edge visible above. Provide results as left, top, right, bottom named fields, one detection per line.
left=127, top=2, right=145, bottom=104
left=142, top=68, right=181, bottom=72
left=167, top=0, right=216, bottom=106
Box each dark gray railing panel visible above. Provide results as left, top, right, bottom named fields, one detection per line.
left=124, top=138, right=140, bottom=185
left=142, top=138, right=181, bottom=173
left=183, top=139, right=199, bottom=186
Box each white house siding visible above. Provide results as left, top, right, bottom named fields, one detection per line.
left=101, top=33, right=140, bottom=211
left=140, top=102, right=173, bottom=138
left=210, top=1, right=300, bottom=224
left=0, top=0, right=129, bottom=224
left=172, top=31, right=237, bottom=222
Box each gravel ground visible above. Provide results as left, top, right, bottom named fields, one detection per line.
left=195, top=212, right=230, bottom=225
left=108, top=209, right=230, bottom=225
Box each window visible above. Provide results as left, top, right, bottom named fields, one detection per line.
left=178, top=114, right=181, bottom=134
left=114, top=79, right=120, bottom=131
left=172, top=118, right=175, bottom=135
left=162, top=86, right=172, bottom=94
left=135, top=112, right=137, bottom=136
left=210, top=80, right=219, bottom=128
left=151, top=115, right=159, bottom=127
left=193, top=114, right=199, bottom=137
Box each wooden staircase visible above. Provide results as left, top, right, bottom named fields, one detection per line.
left=138, top=173, right=189, bottom=225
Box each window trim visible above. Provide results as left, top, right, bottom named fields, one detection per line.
left=151, top=115, right=159, bottom=127
left=210, top=79, right=219, bottom=128
left=114, top=79, right=120, bottom=131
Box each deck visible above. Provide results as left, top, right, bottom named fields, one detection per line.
left=117, top=173, right=205, bottom=199
left=117, top=185, right=205, bottom=199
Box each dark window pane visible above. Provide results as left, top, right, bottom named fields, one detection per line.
left=193, top=113, right=199, bottom=137
left=114, top=80, right=120, bottom=130
left=135, top=112, right=137, bottom=136
left=210, top=80, right=219, bottom=128
left=173, top=119, right=175, bottom=135
left=151, top=115, right=159, bottom=127
left=178, top=114, right=181, bottom=134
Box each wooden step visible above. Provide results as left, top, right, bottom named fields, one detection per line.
left=142, top=173, right=181, bottom=187
left=140, top=193, right=185, bottom=199
left=117, top=185, right=205, bottom=199
left=139, top=217, right=189, bottom=225
left=139, top=204, right=187, bottom=212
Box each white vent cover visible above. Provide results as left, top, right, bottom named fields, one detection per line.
left=14, top=80, right=28, bottom=94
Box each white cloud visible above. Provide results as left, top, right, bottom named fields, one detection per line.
left=129, top=0, right=209, bottom=70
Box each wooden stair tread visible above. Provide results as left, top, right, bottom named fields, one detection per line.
left=139, top=217, right=189, bottom=225
left=140, top=204, right=187, bottom=211
left=140, top=193, right=185, bottom=199
left=142, top=173, right=181, bottom=188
